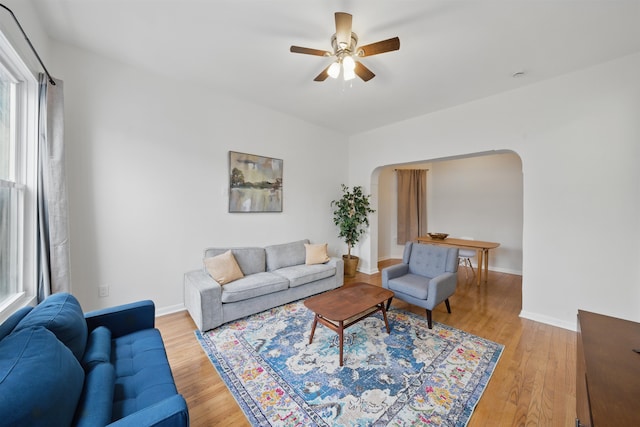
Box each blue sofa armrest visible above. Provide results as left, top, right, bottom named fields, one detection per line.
left=381, top=263, right=409, bottom=289
left=106, top=395, right=189, bottom=427
left=84, top=300, right=155, bottom=338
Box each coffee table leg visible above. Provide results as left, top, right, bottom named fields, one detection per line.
left=338, top=321, right=344, bottom=366
left=380, top=303, right=391, bottom=333
left=309, top=315, right=318, bottom=344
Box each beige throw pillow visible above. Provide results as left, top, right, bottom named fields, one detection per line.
left=204, top=250, right=244, bottom=285
left=305, top=243, right=330, bottom=265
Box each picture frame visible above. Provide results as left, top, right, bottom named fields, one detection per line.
left=229, top=151, right=283, bottom=213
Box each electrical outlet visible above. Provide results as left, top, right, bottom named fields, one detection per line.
left=99, top=285, right=109, bottom=298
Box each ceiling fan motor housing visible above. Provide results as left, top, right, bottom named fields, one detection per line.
left=331, top=32, right=359, bottom=57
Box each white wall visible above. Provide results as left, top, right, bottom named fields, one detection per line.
left=377, top=153, right=523, bottom=274
left=350, top=53, right=640, bottom=330
left=51, top=42, right=349, bottom=313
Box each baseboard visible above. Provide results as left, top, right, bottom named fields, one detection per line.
left=156, top=304, right=186, bottom=317
left=488, top=266, right=523, bottom=275
left=519, top=310, right=577, bottom=331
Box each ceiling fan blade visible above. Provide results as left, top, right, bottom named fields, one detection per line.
left=357, top=37, right=400, bottom=57
left=354, top=61, right=375, bottom=82
left=313, top=65, right=331, bottom=82
left=335, top=12, right=353, bottom=48
left=290, top=46, right=332, bottom=56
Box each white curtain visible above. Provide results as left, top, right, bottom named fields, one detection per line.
left=37, top=73, right=70, bottom=301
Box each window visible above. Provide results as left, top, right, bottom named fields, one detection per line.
left=0, top=30, right=38, bottom=318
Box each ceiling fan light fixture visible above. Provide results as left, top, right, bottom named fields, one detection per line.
left=343, top=65, right=356, bottom=81
left=342, top=55, right=356, bottom=71
left=327, top=61, right=341, bottom=78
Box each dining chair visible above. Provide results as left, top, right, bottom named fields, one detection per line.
left=458, top=236, right=476, bottom=279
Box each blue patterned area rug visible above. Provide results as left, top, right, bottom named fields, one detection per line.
left=195, top=300, right=503, bottom=426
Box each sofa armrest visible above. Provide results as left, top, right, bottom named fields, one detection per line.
left=381, top=263, right=409, bottom=289
left=84, top=300, right=155, bottom=338
left=428, top=272, right=458, bottom=305
left=327, top=257, right=344, bottom=284
left=106, top=395, right=189, bottom=427
left=184, top=270, right=223, bottom=331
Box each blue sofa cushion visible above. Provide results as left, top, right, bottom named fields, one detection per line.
left=82, top=326, right=112, bottom=371
left=73, top=362, right=115, bottom=427
left=14, top=292, right=88, bottom=360
left=0, top=306, right=32, bottom=341
left=0, top=326, right=84, bottom=426
left=111, top=328, right=179, bottom=420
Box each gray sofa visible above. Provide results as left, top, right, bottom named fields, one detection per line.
left=184, top=239, right=344, bottom=331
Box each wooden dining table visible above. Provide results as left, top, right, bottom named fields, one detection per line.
left=416, top=236, right=500, bottom=286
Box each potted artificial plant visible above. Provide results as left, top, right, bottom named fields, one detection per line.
left=331, top=184, right=375, bottom=277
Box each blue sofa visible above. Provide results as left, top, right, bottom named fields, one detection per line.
left=0, top=293, right=189, bottom=427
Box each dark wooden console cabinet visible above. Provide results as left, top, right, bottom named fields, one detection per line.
left=577, top=310, right=640, bottom=427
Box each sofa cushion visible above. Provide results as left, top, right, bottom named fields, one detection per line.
left=111, top=328, right=179, bottom=419
left=0, top=306, right=32, bottom=341
left=14, top=292, right=88, bottom=361
left=204, top=247, right=265, bottom=275
left=265, top=239, right=309, bottom=271
left=305, top=243, right=330, bottom=265
left=204, top=250, right=244, bottom=285
left=274, top=264, right=336, bottom=288
left=81, top=326, right=112, bottom=371
left=73, top=362, right=115, bottom=427
left=0, top=326, right=84, bottom=427
left=220, top=272, right=289, bottom=303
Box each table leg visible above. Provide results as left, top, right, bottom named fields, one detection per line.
left=338, top=321, right=344, bottom=366
left=385, top=296, right=394, bottom=311
left=380, top=303, right=391, bottom=333
left=309, top=315, right=318, bottom=344
left=477, top=249, right=483, bottom=286
left=483, top=249, right=489, bottom=283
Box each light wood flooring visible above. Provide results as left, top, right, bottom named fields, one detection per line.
left=156, top=261, right=577, bottom=426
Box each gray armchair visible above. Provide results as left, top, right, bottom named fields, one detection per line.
left=382, top=242, right=459, bottom=328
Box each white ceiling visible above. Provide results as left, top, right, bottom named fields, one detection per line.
left=30, top=0, right=640, bottom=135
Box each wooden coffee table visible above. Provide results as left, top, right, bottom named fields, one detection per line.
left=303, top=282, right=394, bottom=366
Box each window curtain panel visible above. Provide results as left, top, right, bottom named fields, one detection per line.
left=37, top=73, right=70, bottom=301
left=396, top=169, right=427, bottom=245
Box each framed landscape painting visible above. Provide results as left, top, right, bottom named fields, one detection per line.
left=229, top=151, right=283, bottom=212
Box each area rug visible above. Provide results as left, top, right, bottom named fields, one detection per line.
left=195, top=300, right=503, bottom=426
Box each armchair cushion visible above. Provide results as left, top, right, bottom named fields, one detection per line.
left=387, top=273, right=432, bottom=300
left=0, top=327, right=84, bottom=427
left=0, top=306, right=32, bottom=341
left=13, top=292, right=87, bottom=361
left=408, top=243, right=459, bottom=278
left=111, top=328, right=179, bottom=419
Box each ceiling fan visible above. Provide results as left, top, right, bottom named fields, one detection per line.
left=290, top=12, right=400, bottom=82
